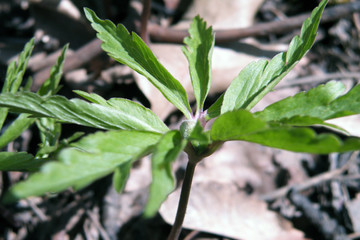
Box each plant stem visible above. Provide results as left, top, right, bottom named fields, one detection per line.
left=140, top=0, right=151, bottom=44
left=167, top=159, right=198, bottom=240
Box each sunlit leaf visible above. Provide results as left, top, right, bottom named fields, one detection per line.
left=2, top=38, right=34, bottom=94
left=36, top=117, right=62, bottom=152
left=182, top=16, right=215, bottom=114
left=209, top=0, right=328, bottom=118
left=0, top=44, right=68, bottom=148
left=38, top=44, right=68, bottom=96
left=36, top=132, right=84, bottom=157
left=73, top=90, right=107, bottom=105
left=144, top=130, right=187, bottom=217
left=211, top=109, right=360, bottom=153
left=3, top=130, right=161, bottom=203
left=0, top=92, right=168, bottom=133
left=255, top=81, right=360, bottom=121
left=84, top=8, right=192, bottom=119
left=0, top=38, right=35, bottom=130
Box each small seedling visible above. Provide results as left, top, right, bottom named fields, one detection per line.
left=0, top=0, right=359, bottom=239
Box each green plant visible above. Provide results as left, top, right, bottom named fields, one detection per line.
left=0, top=0, right=359, bottom=238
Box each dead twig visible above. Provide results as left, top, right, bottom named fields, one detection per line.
left=31, top=38, right=103, bottom=91
left=260, top=151, right=359, bottom=202
left=86, top=209, right=111, bottom=240
left=140, top=0, right=151, bottom=44
left=352, top=12, right=360, bottom=36
left=25, top=198, right=48, bottom=221
left=288, top=190, right=348, bottom=240
left=348, top=232, right=360, bottom=239
left=148, top=1, right=360, bottom=43
left=275, top=72, right=360, bottom=89
left=183, top=230, right=200, bottom=240
left=31, top=1, right=360, bottom=90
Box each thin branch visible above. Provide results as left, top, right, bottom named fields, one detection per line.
left=31, top=1, right=360, bottom=89
left=148, top=1, right=360, bottom=43
left=184, top=230, right=200, bottom=240
left=275, top=72, right=360, bottom=89
left=86, top=209, right=111, bottom=240
left=32, top=38, right=103, bottom=91
left=25, top=198, right=48, bottom=221
left=140, top=0, right=152, bottom=44
left=260, top=151, right=359, bottom=202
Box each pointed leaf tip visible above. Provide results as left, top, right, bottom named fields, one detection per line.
left=211, top=109, right=360, bottom=154
left=211, top=0, right=327, bottom=118
left=84, top=7, right=192, bottom=119
left=255, top=81, right=360, bottom=122
left=4, top=130, right=162, bottom=202
left=0, top=92, right=168, bottom=133
left=182, top=15, right=215, bottom=114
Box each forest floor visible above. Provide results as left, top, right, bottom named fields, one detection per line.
left=1, top=0, right=360, bottom=239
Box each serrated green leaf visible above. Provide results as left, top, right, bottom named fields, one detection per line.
left=0, top=114, right=34, bottom=149
left=3, top=61, right=15, bottom=93
left=221, top=59, right=269, bottom=114
left=73, top=90, right=107, bottom=105
left=286, top=36, right=302, bottom=65
left=0, top=108, right=8, bottom=132
left=255, top=81, right=360, bottom=122
left=3, top=130, right=161, bottom=203
left=272, top=115, right=349, bottom=135
left=2, top=38, right=34, bottom=94
left=84, top=8, right=192, bottom=119
left=112, top=161, right=132, bottom=193
left=182, top=16, right=215, bottom=114
left=0, top=92, right=168, bottom=133
left=212, top=110, right=267, bottom=138
left=36, top=117, right=62, bottom=151
left=38, top=44, right=68, bottom=96
left=36, top=132, right=84, bottom=157
left=23, top=76, right=33, bottom=91
left=211, top=109, right=360, bottom=154
left=325, top=84, right=360, bottom=119
left=0, top=38, right=35, bottom=130
left=212, top=0, right=327, bottom=118
left=144, top=130, right=187, bottom=217
left=0, top=43, right=68, bottom=148
left=0, top=152, right=44, bottom=172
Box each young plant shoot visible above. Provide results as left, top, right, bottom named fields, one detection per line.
left=1, top=0, right=359, bottom=239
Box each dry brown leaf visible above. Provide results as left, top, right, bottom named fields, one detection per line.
left=159, top=141, right=309, bottom=239
left=177, top=0, right=265, bottom=30
left=162, top=0, right=181, bottom=11
left=272, top=150, right=313, bottom=186
left=193, top=141, right=276, bottom=194
left=326, top=115, right=360, bottom=137
left=160, top=181, right=304, bottom=240
left=124, top=157, right=152, bottom=192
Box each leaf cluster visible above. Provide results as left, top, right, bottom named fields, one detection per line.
left=1, top=0, right=359, bottom=217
